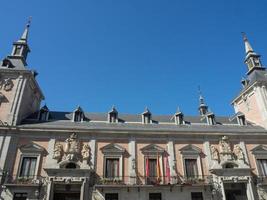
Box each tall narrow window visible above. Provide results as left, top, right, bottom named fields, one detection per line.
left=147, top=158, right=157, bottom=184
left=257, top=159, right=267, bottom=176
left=149, top=193, right=161, bottom=200
left=105, top=193, right=118, bottom=200
left=191, top=192, right=203, bottom=200
left=14, top=193, right=27, bottom=200
left=185, top=159, right=198, bottom=178
left=19, top=157, right=37, bottom=178
left=14, top=45, right=22, bottom=55
left=105, top=158, right=120, bottom=178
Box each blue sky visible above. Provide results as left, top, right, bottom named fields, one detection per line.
left=1, top=0, right=267, bottom=116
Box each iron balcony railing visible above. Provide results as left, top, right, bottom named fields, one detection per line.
left=4, top=175, right=44, bottom=185
left=96, top=175, right=212, bottom=186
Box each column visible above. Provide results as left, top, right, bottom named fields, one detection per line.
left=44, top=138, right=57, bottom=168
left=80, top=178, right=88, bottom=200
left=167, top=140, right=176, bottom=184
left=128, top=138, right=136, bottom=184
left=46, top=179, right=54, bottom=200
left=0, top=136, right=11, bottom=170
left=89, top=139, right=96, bottom=169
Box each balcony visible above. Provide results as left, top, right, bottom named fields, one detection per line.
left=96, top=175, right=212, bottom=186
left=3, top=175, right=44, bottom=186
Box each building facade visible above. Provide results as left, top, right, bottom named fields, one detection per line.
left=0, top=22, right=267, bottom=200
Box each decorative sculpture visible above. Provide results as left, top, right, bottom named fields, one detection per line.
left=2, top=78, right=14, bottom=91
left=63, top=133, right=80, bottom=161
left=219, top=136, right=231, bottom=154
left=233, top=144, right=245, bottom=160
left=53, top=143, right=63, bottom=161
left=210, top=145, right=219, bottom=161
left=81, top=143, right=91, bottom=161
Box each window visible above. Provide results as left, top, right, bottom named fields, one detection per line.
left=65, top=163, right=77, bottom=169
left=105, top=158, right=120, bottom=178
left=257, top=159, right=267, bottom=176
left=185, top=159, right=198, bottom=178
left=109, top=113, right=117, bottom=123
left=191, top=192, right=203, bottom=200
left=39, top=110, right=48, bottom=121
left=147, top=158, right=157, bottom=184
left=19, top=157, right=37, bottom=178
left=73, top=106, right=84, bottom=122
left=237, top=115, right=246, bottom=126
left=175, top=113, right=184, bottom=125
left=105, top=193, right=118, bottom=200
left=13, top=193, right=27, bottom=200
left=149, top=193, right=161, bottom=200
left=14, top=45, right=22, bottom=55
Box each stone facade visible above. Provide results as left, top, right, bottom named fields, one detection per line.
left=0, top=23, right=267, bottom=200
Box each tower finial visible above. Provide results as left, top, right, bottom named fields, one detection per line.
left=198, top=86, right=208, bottom=116
left=241, top=32, right=254, bottom=54
left=21, top=17, right=32, bottom=41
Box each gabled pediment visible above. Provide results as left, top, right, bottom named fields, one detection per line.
left=100, top=143, right=125, bottom=154
left=141, top=144, right=165, bottom=155
left=251, top=145, right=267, bottom=155
left=20, top=143, right=46, bottom=153
left=180, top=144, right=201, bottom=154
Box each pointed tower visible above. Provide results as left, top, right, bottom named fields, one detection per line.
left=242, top=32, right=264, bottom=74
left=0, top=19, right=44, bottom=125
left=232, top=33, right=267, bottom=128
left=198, top=91, right=208, bottom=116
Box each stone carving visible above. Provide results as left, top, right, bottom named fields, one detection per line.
left=219, top=136, right=231, bottom=154
left=81, top=143, right=91, bottom=161
left=233, top=144, right=245, bottom=160
left=63, top=133, right=80, bottom=161
left=0, top=92, right=5, bottom=105
left=210, top=145, right=219, bottom=160
left=53, top=143, right=63, bottom=161
left=2, top=78, right=14, bottom=91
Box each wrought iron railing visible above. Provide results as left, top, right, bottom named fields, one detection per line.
left=96, top=175, right=212, bottom=186
left=4, top=175, right=44, bottom=185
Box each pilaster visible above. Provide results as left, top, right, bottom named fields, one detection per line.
left=167, top=140, right=176, bottom=183
left=128, top=138, right=136, bottom=184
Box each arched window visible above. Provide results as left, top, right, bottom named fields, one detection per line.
left=65, top=163, right=77, bottom=169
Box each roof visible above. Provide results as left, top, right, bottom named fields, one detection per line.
left=232, top=68, right=267, bottom=102
left=20, top=111, right=267, bottom=133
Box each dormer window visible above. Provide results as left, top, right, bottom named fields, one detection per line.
left=206, top=113, right=215, bottom=125
left=174, top=111, right=184, bottom=125
left=142, top=108, right=151, bottom=124
left=73, top=106, right=84, bottom=122
left=108, top=106, right=118, bottom=123
left=230, top=112, right=246, bottom=126
left=237, top=115, right=246, bottom=126
left=38, top=105, right=49, bottom=121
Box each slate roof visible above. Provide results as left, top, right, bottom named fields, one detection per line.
left=20, top=111, right=267, bottom=133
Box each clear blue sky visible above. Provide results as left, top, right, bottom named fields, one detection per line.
left=1, top=0, right=267, bottom=116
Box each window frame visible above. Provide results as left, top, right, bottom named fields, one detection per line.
left=180, top=145, right=203, bottom=179
left=104, top=157, right=121, bottom=179
left=17, top=153, right=40, bottom=179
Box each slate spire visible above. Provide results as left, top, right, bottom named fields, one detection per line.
left=242, top=32, right=263, bottom=74
left=198, top=88, right=208, bottom=116
left=10, top=18, right=32, bottom=63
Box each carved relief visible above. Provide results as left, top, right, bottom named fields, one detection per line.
left=0, top=78, right=14, bottom=91
left=63, top=133, right=80, bottom=162
left=219, top=136, right=231, bottom=154
left=53, top=143, right=63, bottom=161
left=233, top=144, right=245, bottom=160
left=52, top=133, right=92, bottom=167
left=81, top=143, right=91, bottom=161
left=210, top=145, right=219, bottom=160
